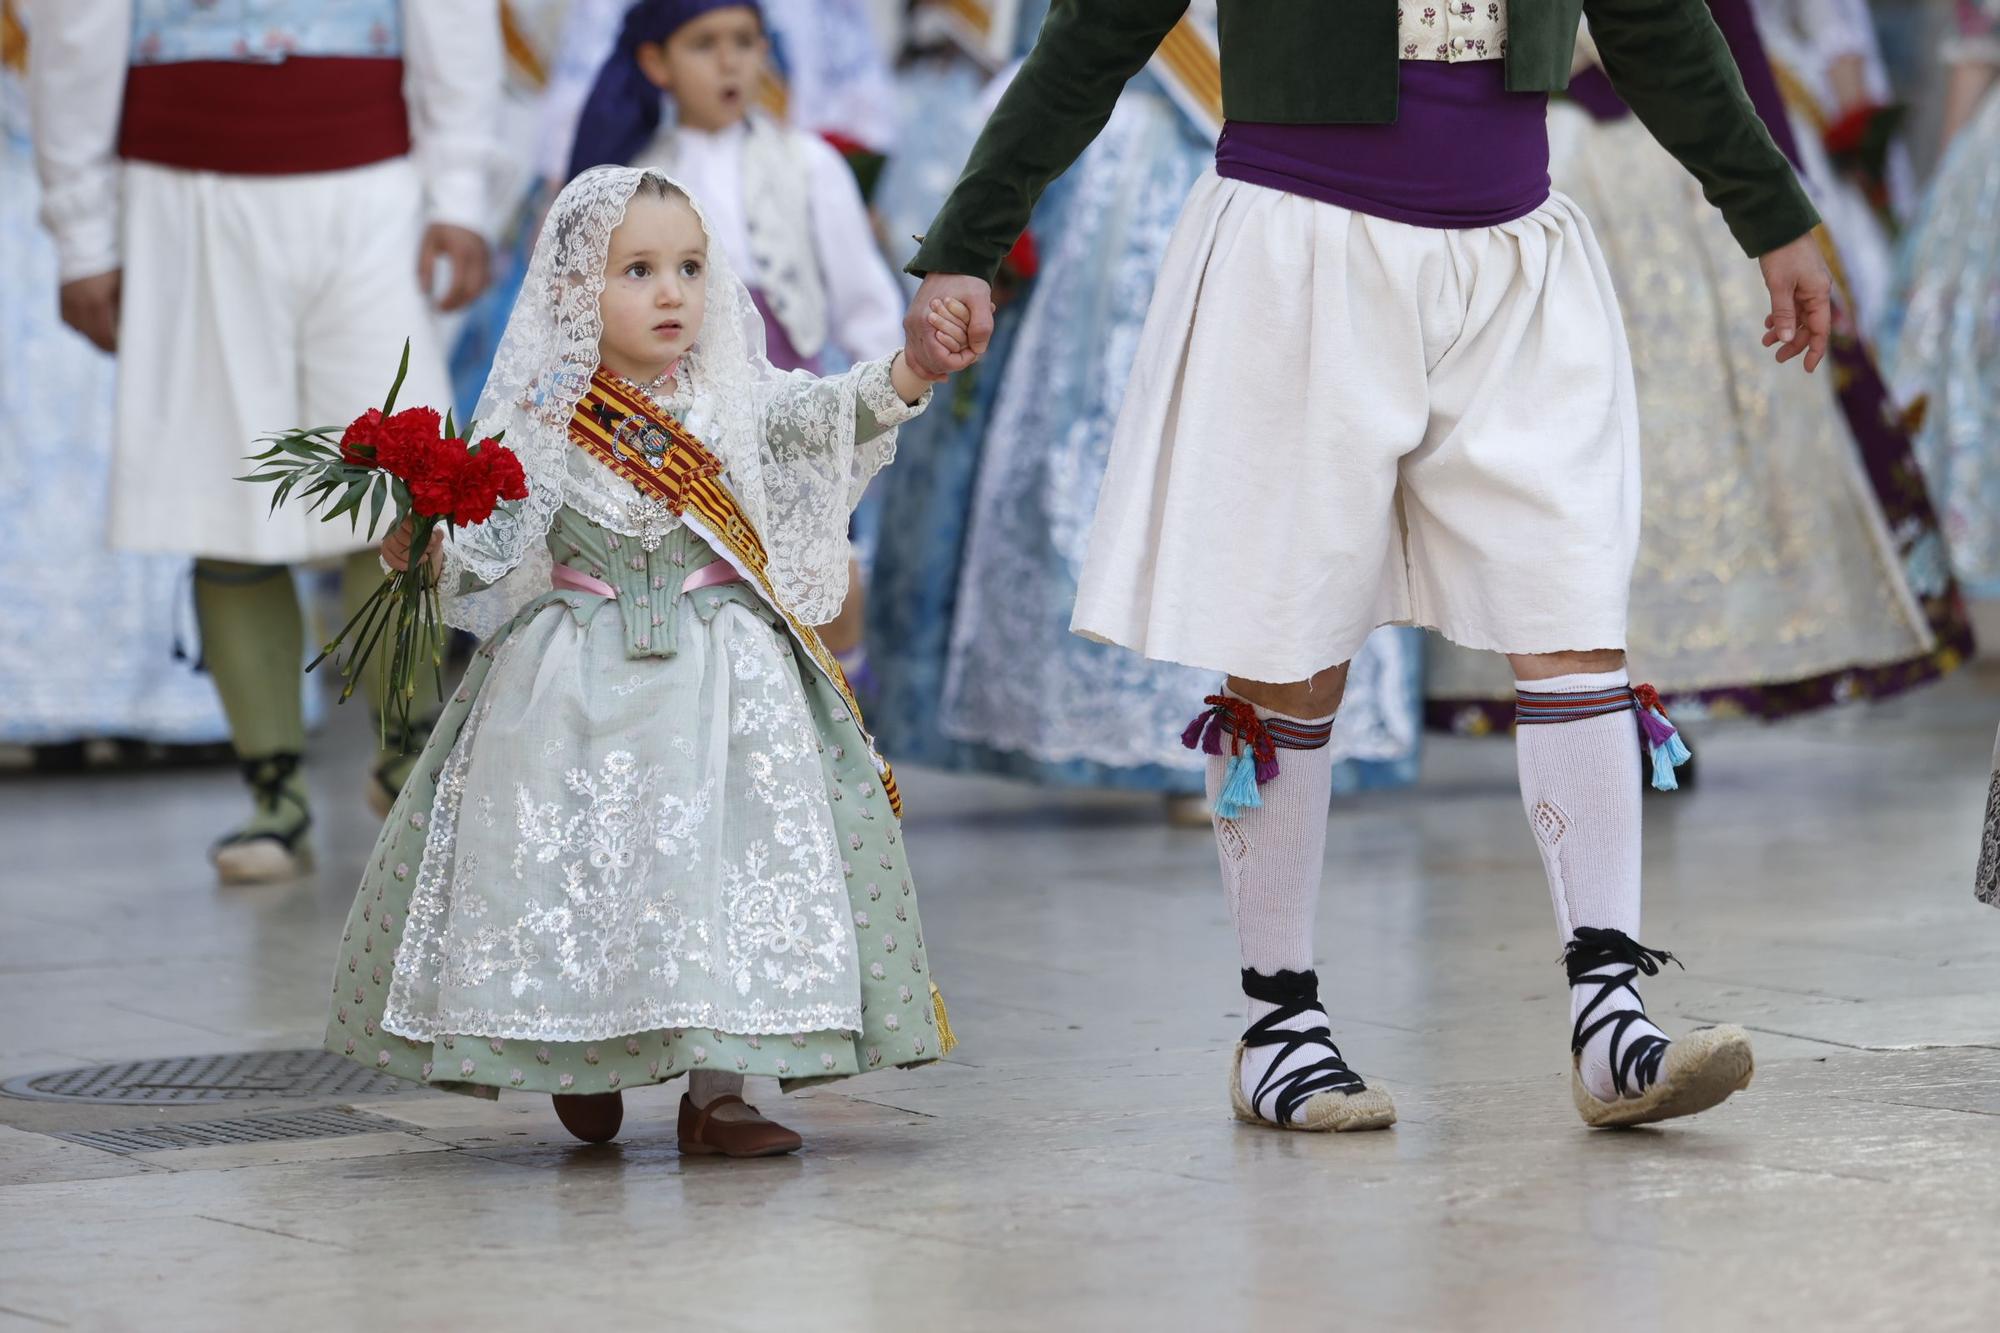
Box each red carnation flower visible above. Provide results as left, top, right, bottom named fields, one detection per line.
left=398, top=435, right=466, bottom=519
left=440, top=441, right=528, bottom=526
left=446, top=451, right=503, bottom=526
left=480, top=440, right=529, bottom=502
left=339, top=409, right=388, bottom=465
left=241, top=338, right=521, bottom=748
left=374, top=407, right=444, bottom=478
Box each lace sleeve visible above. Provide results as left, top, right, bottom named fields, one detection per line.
left=758, top=355, right=926, bottom=498
left=440, top=499, right=556, bottom=642
left=854, top=354, right=932, bottom=441
left=748, top=356, right=927, bottom=624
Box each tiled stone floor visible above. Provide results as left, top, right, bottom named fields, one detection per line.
left=3, top=663, right=1997, bottom=1332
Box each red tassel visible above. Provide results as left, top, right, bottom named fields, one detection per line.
left=1204, top=695, right=1283, bottom=789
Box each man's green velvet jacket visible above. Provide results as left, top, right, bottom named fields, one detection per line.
left=909, top=0, right=1819, bottom=281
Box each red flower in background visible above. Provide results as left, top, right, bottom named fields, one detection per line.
left=1824, top=105, right=1877, bottom=157
left=1822, top=102, right=1909, bottom=222
left=1002, top=229, right=1039, bottom=282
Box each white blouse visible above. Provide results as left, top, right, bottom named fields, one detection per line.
left=1399, top=1, right=1509, bottom=62
left=641, top=118, right=905, bottom=366
left=27, top=0, right=501, bottom=283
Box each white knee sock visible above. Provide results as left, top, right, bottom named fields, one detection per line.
left=1514, top=668, right=1665, bottom=1101
left=1209, top=692, right=1335, bottom=975
left=1205, top=692, right=1353, bottom=1122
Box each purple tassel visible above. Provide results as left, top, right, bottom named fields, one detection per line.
left=1199, top=712, right=1226, bottom=756
left=1180, top=710, right=1210, bottom=751
left=1254, top=753, right=1281, bottom=784
left=1636, top=708, right=1678, bottom=750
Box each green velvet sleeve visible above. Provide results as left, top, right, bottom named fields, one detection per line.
left=907, top=0, right=1192, bottom=281
left=1583, top=0, right=1820, bottom=256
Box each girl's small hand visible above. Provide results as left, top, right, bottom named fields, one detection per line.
left=381, top=518, right=443, bottom=574
left=926, top=297, right=974, bottom=357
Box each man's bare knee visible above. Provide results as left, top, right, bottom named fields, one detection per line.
left=1508, top=648, right=1627, bottom=681
left=1225, top=663, right=1350, bottom=718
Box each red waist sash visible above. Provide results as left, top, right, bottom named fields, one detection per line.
left=119, top=58, right=411, bottom=176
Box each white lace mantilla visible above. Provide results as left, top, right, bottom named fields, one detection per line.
left=441, top=167, right=916, bottom=641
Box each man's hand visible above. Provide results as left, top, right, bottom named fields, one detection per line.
left=418, top=223, right=493, bottom=313
left=903, top=272, right=993, bottom=379
left=1758, top=234, right=1834, bottom=374
left=59, top=270, right=122, bottom=354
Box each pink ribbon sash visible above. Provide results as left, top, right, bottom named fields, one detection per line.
left=551, top=560, right=742, bottom=600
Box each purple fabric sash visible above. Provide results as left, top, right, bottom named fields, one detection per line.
left=751, top=289, right=823, bottom=375
left=1215, top=60, right=1550, bottom=230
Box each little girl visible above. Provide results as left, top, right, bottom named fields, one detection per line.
left=569, top=0, right=907, bottom=682
left=322, top=166, right=964, bottom=1156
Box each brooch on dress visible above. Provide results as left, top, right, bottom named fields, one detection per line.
left=626, top=497, right=678, bottom=553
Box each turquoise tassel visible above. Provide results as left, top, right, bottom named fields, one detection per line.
left=1650, top=743, right=1680, bottom=792
left=1660, top=728, right=1691, bottom=767
left=1215, top=750, right=1263, bottom=819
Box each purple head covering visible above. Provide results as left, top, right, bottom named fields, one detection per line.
left=566, top=0, right=766, bottom=181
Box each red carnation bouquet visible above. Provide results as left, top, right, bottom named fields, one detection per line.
left=240, top=341, right=528, bottom=743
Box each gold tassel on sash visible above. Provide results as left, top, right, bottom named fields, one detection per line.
left=931, top=983, right=958, bottom=1056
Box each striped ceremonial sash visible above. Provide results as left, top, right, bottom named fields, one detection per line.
left=500, top=2, right=549, bottom=89
left=569, top=369, right=903, bottom=816
left=1148, top=16, right=1223, bottom=144
left=755, top=65, right=789, bottom=121
left=929, top=0, right=1023, bottom=69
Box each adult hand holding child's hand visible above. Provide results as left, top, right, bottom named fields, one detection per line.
left=903, top=273, right=993, bottom=379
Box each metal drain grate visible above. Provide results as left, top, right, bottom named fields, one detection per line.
left=53, top=1107, right=412, bottom=1155
left=0, top=1049, right=413, bottom=1105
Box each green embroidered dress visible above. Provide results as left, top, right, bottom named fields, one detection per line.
left=324, top=348, right=945, bottom=1099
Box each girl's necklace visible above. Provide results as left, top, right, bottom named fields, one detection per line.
left=619, top=357, right=690, bottom=407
